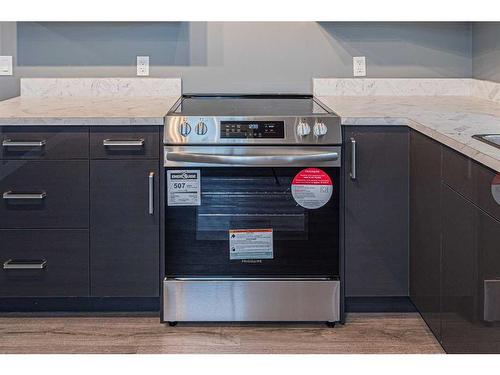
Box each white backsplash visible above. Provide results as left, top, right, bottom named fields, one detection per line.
left=20, top=78, right=182, bottom=97
left=313, top=78, right=473, bottom=97
left=313, top=78, right=500, bottom=103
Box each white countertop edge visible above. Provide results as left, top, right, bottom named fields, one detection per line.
left=0, top=117, right=165, bottom=126
left=0, top=94, right=180, bottom=126
left=340, top=116, right=410, bottom=126
left=340, top=115, right=500, bottom=173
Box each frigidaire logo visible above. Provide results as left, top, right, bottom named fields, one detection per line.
left=171, top=173, right=197, bottom=179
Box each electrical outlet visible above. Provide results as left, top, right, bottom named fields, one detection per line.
left=353, top=56, right=366, bottom=77
left=137, top=56, right=150, bottom=76
left=0, top=56, right=13, bottom=76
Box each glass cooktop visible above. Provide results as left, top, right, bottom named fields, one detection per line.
left=170, top=94, right=333, bottom=117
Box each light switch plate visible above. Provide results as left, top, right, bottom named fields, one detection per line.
left=137, top=56, right=150, bottom=76
left=353, top=56, right=366, bottom=77
left=0, top=56, right=13, bottom=76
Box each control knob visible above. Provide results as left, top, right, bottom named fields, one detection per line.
left=313, top=122, right=328, bottom=137
left=195, top=121, right=208, bottom=135
left=296, top=121, right=311, bottom=137
left=179, top=121, right=191, bottom=137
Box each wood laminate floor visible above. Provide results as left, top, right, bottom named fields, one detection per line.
left=0, top=313, right=444, bottom=354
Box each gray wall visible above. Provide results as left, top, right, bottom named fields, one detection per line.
left=0, top=22, right=19, bottom=101
left=0, top=22, right=473, bottom=100
left=473, top=22, right=500, bottom=83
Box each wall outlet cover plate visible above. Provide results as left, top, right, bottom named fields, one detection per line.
left=137, top=56, right=150, bottom=76
left=0, top=56, right=13, bottom=76
left=353, top=56, right=366, bottom=77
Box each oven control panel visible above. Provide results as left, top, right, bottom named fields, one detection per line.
left=220, top=121, right=284, bottom=139
left=164, top=116, right=342, bottom=145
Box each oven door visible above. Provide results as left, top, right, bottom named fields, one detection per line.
left=164, top=146, right=341, bottom=278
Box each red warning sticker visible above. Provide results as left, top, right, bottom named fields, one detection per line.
left=291, top=168, right=333, bottom=209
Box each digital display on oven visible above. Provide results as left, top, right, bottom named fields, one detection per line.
left=220, top=121, right=285, bottom=139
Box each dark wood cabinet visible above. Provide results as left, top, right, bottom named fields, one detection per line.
left=476, top=209, right=500, bottom=353
left=343, top=126, right=409, bottom=297
left=0, top=126, right=88, bottom=160
left=474, top=162, right=500, bottom=222
left=90, top=126, right=159, bottom=160
left=440, top=184, right=500, bottom=353
left=411, top=131, right=500, bottom=353
left=0, top=160, right=89, bottom=228
left=442, top=145, right=475, bottom=200
left=0, top=125, right=162, bottom=306
left=90, top=159, right=160, bottom=297
left=443, top=146, right=500, bottom=221
left=441, top=184, right=477, bottom=353
left=409, top=130, right=442, bottom=340
left=0, top=229, right=89, bottom=297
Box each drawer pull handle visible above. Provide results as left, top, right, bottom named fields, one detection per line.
left=349, top=137, right=357, bottom=180
left=2, top=139, right=47, bottom=148
left=103, top=139, right=145, bottom=147
left=2, top=191, right=47, bottom=200
left=3, top=259, right=47, bottom=270
left=148, top=172, right=154, bottom=215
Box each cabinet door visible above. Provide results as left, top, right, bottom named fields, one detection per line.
left=443, top=145, right=500, bottom=222
left=409, top=130, right=442, bottom=340
left=477, top=210, right=500, bottom=353
left=90, top=160, right=159, bottom=297
left=441, top=184, right=477, bottom=353
left=344, top=126, right=409, bottom=297
left=474, top=163, right=500, bottom=222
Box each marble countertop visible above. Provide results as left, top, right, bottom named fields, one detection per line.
left=317, top=95, right=500, bottom=173
left=0, top=95, right=180, bottom=126
left=1, top=76, right=500, bottom=172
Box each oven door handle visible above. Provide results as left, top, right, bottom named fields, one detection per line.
left=166, top=151, right=339, bottom=165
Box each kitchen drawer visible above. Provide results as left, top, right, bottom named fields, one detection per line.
left=442, top=145, right=500, bottom=221
left=0, top=229, right=89, bottom=297
left=90, top=126, right=159, bottom=159
left=0, top=126, right=88, bottom=160
left=474, top=161, right=500, bottom=222
left=0, top=160, right=89, bottom=228
left=442, top=146, right=475, bottom=201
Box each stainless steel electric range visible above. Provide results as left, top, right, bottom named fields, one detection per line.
left=162, top=94, right=342, bottom=326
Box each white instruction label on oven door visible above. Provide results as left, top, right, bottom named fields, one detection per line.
left=167, top=170, right=201, bottom=206
left=229, top=229, right=274, bottom=260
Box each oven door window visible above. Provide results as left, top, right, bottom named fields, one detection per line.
left=165, top=167, right=339, bottom=277
left=196, top=170, right=307, bottom=241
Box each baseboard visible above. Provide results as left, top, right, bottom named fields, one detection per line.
left=0, top=296, right=414, bottom=315
left=345, top=296, right=416, bottom=313
left=0, top=297, right=160, bottom=313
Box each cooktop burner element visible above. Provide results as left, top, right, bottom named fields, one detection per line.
left=164, top=94, right=341, bottom=146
